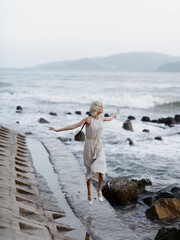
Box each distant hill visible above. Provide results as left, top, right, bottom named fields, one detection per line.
left=31, top=52, right=180, bottom=72
left=157, top=62, right=180, bottom=72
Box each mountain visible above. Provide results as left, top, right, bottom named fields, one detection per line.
left=157, top=62, right=180, bottom=72
left=32, top=61, right=70, bottom=70
left=31, top=52, right=180, bottom=71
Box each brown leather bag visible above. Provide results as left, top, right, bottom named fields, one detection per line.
left=74, top=124, right=85, bottom=141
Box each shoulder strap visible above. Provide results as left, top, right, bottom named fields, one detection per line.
left=80, top=123, right=85, bottom=131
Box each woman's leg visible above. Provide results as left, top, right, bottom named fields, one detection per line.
left=87, top=179, right=92, bottom=200
left=97, top=173, right=103, bottom=197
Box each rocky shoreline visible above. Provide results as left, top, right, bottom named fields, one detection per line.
left=102, top=177, right=180, bottom=239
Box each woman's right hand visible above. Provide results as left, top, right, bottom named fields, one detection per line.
left=49, top=127, right=56, bottom=132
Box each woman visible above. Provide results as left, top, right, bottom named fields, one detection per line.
left=49, top=101, right=120, bottom=205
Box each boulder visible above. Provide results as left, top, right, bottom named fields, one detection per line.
left=49, top=112, right=57, bottom=116
left=128, top=116, right=136, bottom=120
left=25, top=131, right=32, bottom=135
left=165, top=117, right=175, bottom=126
left=171, top=187, right=180, bottom=194
left=175, top=114, right=180, bottom=123
left=104, top=113, right=109, bottom=117
left=16, top=106, right=23, bottom=113
left=141, top=116, right=151, bottom=122
left=126, top=138, right=134, bottom=146
left=122, top=120, right=133, bottom=131
left=151, top=119, right=158, bottom=123
left=38, top=118, right=49, bottom=124
left=66, top=112, right=72, bottom=115
left=155, top=227, right=180, bottom=240
left=156, top=192, right=174, bottom=199
left=145, top=198, right=180, bottom=220
left=171, top=187, right=180, bottom=200
left=132, top=178, right=152, bottom=194
left=102, top=178, right=138, bottom=205
left=154, top=136, right=163, bottom=141
left=143, top=195, right=157, bottom=206
left=158, top=118, right=165, bottom=124
left=142, top=129, right=150, bottom=133
left=143, top=191, right=175, bottom=206
left=86, top=111, right=90, bottom=116
left=75, top=111, right=82, bottom=115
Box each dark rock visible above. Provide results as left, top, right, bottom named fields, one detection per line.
left=143, top=191, right=175, bottom=206
left=151, top=119, right=158, bottom=123
left=143, top=196, right=157, bottom=206
left=57, top=137, right=72, bottom=142
left=25, top=131, right=32, bottom=135
left=158, top=118, right=165, bottom=124
left=75, top=111, right=82, bottom=115
left=128, top=116, right=136, bottom=120
left=104, top=113, right=109, bottom=117
left=142, top=129, right=150, bottom=133
left=155, top=227, right=180, bottom=240
left=154, top=136, right=163, bottom=141
left=175, top=115, right=180, bottom=123
left=16, top=106, right=23, bottom=113
left=126, top=138, right=134, bottom=145
left=174, top=193, right=180, bottom=200
left=165, top=117, right=175, bottom=126
left=122, top=120, right=133, bottom=131
left=171, top=187, right=180, bottom=200
left=171, top=187, right=180, bottom=194
left=74, top=131, right=85, bottom=141
left=132, top=179, right=152, bottom=194
left=141, top=116, right=151, bottom=122
left=49, top=112, right=57, bottom=116
left=102, top=178, right=138, bottom=205
left=145, top=198, right=180, bottom=220
left=38, top=118, right=49, bottom=124
left=156, top=192, right=174, bottom=200
left=66, top=112, right=72, bottom=115
left=16, top=121, right=20, bottom=124
left=86, top=111, right=90, bottom=116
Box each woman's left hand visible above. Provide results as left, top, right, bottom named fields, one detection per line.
left=117, top=107, right=121, bottom=113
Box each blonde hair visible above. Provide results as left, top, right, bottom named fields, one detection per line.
left=89, top=100, right=102, bottom=116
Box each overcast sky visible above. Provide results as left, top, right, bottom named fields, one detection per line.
left=0, top=0, right=180, bottom=68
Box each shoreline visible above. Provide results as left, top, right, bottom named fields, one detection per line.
left=1, top=124, right=179, bottom=240
left=0, top=125, right=85, bottom=240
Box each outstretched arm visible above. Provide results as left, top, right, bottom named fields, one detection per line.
left=49, top=117, right=90, bottom=132
left=103, top=107, right=121, bottom=121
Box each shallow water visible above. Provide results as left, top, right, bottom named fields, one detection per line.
left=27, top=138, right=88, bottom=240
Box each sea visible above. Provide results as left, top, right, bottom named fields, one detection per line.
left=0, top=68, right=180, bottom=239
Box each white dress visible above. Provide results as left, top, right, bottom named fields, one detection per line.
left=83, top=116, right=106, bottom=181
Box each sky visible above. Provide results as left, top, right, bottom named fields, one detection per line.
left=0, top=0, right=180, bottom=68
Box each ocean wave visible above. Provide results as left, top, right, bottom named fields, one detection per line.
left=0, top=82, right=12, bottom=88
left=159, top=101, right=180, bottom=107
left=36, top=92, right=173, bottom=109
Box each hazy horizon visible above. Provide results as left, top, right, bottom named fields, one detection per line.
left=1, top=0, right=180, bottom=68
